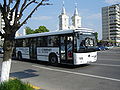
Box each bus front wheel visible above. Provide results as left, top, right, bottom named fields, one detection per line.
left=49, top=54, right=58, bottom=65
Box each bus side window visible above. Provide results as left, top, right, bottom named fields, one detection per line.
left=23, top=39, right=29, bottom=47
left=48, top=36, right=59, bottom=47
left=15, top=39, right=23, bottom=47
left=42, top=37, right=48, bottom=46
left=37, top=37, right=48, bottom=47
left=37, top=37, right=41, bottom=47
left=48, top=36, right=52, bottom=46
left=53, top=36, right=59, bottom=47
left=67, top=36, right=73, bottom=59
left=74, top=37, right=77, bottom=52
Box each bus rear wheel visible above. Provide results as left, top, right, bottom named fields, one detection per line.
left=49, top=54, right=58, bottom=66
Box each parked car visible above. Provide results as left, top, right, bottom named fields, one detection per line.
left=94, top=46, right=107, bottom=51
left=104, top=46, right=109, bottom=50
left=105, top=46, right=114, bottom=49
left=100, top=46, right=107, bottom=50
left=0, top=48, right=4, bottom=54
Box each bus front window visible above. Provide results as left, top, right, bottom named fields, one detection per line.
left=75, top=33, right=96, bottom=53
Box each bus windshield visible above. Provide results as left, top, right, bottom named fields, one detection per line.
left=74, top=32, right=96, bottom=53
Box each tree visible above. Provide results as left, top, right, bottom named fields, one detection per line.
left=34, top=26, right=49, bottom=33
left=0, top=0, right=50, bottom=82
left=25, top=26, right=34, bottom=35
left=25, top=26, right=49, bottom=34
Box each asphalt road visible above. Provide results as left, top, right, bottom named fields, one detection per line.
left=0, top=47, right=120, bottom=90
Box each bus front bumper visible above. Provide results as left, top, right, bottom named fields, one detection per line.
left=73, top=52, right=97, bottom=65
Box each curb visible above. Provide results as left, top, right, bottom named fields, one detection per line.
left=29, top=83, right=41, bottom=90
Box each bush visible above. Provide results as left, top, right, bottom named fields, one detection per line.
left=0, top=79, right=34, bottom=90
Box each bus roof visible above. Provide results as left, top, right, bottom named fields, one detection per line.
left=15, top=28, right=94, bottom=39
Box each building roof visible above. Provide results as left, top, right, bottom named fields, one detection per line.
left=74, top=3, right=79, bottom=15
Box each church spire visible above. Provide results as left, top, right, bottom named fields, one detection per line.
left=61, top=1, right=66, bottom=14
left=71, top=2, right=81, bottom=29
left=74, top=3, right=78, bottom=15
left=59, top=1, right=69, bottom=30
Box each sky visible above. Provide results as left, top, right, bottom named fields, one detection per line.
left=1, top=0, right=120, bottom=40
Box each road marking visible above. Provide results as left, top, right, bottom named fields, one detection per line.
left=92, top=63, right=120, bottom=67
left=32, top=65, right=120, bottom=82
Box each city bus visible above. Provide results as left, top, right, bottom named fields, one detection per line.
left=14, top=28, right=97, bottom=65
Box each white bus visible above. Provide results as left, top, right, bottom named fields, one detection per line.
left=14, top=28, right=97, bottom=65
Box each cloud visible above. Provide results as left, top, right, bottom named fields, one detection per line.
left=31, top=16, right=53, bottom=20
left=105, top=0, right=120, bottom=4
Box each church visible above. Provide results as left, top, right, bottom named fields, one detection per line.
left=59, top=3, right=82, bottom=30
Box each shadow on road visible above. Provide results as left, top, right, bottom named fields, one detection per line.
left=14, top=59, right=90, bottom=69
left=10, top=69, right=39, bottom=79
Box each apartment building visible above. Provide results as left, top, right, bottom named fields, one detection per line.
left=102, top=4, right=120, bottom=46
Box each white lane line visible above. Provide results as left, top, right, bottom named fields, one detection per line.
left=92, top=63, right=120, bottom=67
left=32, top=65, right=120, bottom=82
left=98, top=59, right=120, bottom=62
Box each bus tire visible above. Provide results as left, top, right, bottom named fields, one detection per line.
left=49, top=54, right=58, bottom=66
left=17, top=52, right=22, bottom=60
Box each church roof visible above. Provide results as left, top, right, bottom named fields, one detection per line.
left=74, top=3, right=79, bottom=15
left=61, top=6, right=66, bottom=14
left=61, top=1, right=66, bottom=14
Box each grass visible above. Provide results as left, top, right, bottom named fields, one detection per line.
left=0, top=79, right=34, bottom=90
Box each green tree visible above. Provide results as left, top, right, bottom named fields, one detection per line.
left=0, top=0, right=50, bottom=82
left=34, top=26, right=49, bottom=33
left=25, top=27, right=34, bottom=35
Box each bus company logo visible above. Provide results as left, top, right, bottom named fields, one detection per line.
left=79, top=57, right=83, bottom=60
left=41, top=48, right=52, bottom=53
left=91, top=55, right=97, bottom=58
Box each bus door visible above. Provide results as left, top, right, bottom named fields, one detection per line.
left=29, top=38, right=37, bottom=60
left=60, top=35, right=73, bottom=64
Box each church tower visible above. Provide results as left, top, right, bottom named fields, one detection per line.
left=59, top=2, right=69, bottom=30
left=71, top=3, right=81, bottom=29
